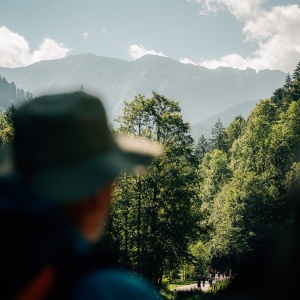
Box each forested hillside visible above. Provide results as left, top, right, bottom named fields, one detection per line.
left=99, top=61, right=300, bottom=288
left=0, top=61, right=300, bottom=297
left=0, top=76, right=33, bottom=110
left=0, top=76, right=33, bottom=145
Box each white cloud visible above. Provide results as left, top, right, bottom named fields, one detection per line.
left=129, top=44, right=166, bottom=60
left=83, top=32, right=89, bottom=39
left=188, top=1, right=300, bottom=73
left=188, top=0, right=266, bottom=18
left=32, top=38, right=70, bottom=62
left=0, top=26, right=31, bottom=68
left=200, top=54, right=251, bottom=70
left=180, top=58, right=197, bottom=65
left=0, top=26, right=70, bottom=68
left=101, top=27, right=106, bottom=33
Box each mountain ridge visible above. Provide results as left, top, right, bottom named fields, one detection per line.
left=0, top=54, right=286, bottom=125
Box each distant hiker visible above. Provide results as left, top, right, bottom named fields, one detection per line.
left=197, top=275, right=201, bottom=288
left=202, top=276, right=206, bottom=287
left=0, top=92, right=162, bottom=299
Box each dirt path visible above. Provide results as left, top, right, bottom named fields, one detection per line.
left=172, top=281, right=210, bottom=292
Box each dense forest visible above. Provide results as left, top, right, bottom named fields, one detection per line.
left=0, top=76, right=33, bottom=144
left=100, top=61, right=300, bottom=287
left=0, top=76, right=33, bottom=110
left=0, top=61, right=300, bottom=295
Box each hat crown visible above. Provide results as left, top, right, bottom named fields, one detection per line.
left=12, top=92, right=161, bottom=202
left=14, top=92, right=114, bottom=175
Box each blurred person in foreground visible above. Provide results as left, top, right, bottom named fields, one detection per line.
left=0, top=92, right=162, bottom=299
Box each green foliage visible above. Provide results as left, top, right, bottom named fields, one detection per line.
left=195, top=61, right=300, bottom=274
left=209, top=119, right=227, bottom=152
left=224, top=115, right=246, bottom=151
left=0, top=106, right=15, bottom=145
left=284, top=73, right=292, bottom=91
left=4, top=104, right=16, bottom=128
left=106, top=91, right=199, bottom=285
left=286, top=162, right=300, bottom=193
left=195, top=135, right=209, bottom=162
left=0, top=78, right=33, bottom=145
left=290, top=62, right=300, bottom=100
left=198, top=150, right=231, bottom=206
left=1, top=61, right=300, bottom=296
left=0, top=76, right=33, bottom=109
left=189, top=241, right=211, bottom=276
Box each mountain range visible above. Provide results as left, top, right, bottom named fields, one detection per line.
left=0, top=54, right=286, bottom=137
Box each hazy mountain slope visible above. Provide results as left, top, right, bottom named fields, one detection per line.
left=0, top=54, right=286, bottom=124
left=0, top=54, right=130, bottom=114
left=191, top=100, right=258, bottom=140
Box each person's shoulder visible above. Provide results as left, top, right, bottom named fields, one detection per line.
left=72, top=267, right=161, bottom=300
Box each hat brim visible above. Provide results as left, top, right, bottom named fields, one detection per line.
left=30, top=136, right=162, bottom=203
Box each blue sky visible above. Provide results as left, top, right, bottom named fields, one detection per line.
left=0, top=0, right=299, bottom=73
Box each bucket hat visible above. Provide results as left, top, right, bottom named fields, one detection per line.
left=13, top=92, right=162, bottom=203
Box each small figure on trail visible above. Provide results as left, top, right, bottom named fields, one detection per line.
left=197, top=275, right=201, bottom=288
left=202, top=276, right=206, bottom=287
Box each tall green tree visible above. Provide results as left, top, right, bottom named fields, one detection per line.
left=195, top=134, right=209, bottom=162
left=284, top=73, right=292, bottom=91
left=108, top=91, right=198, bottom=285
left=210, top=119, right=227, bottom=152
left=4, top=104, right=16, bottom=128
left=224, top=115, right=246, bottom=152
left=291, top=61, right=300, bottom=101
left=0, top=105, right=16, bottom=145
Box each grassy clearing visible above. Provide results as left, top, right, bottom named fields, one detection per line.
left=168, top=281, right=195, bottom=290
left=206, top=279, right=230, bottom=294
